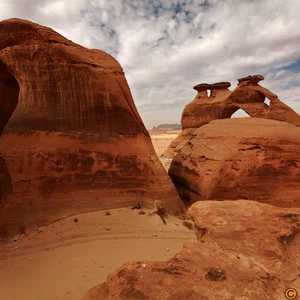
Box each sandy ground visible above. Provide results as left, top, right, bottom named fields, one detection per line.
left=0, top=130, right=189, bottom=300
left=0, top=208, right=195, bottom=300
left=149, top=130, right=180, bottom=170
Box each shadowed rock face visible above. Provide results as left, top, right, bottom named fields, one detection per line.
left=0, top=60, right=19, bottom=136
left=0, top=19, right=184, bottom=239
left=83, top=200, right=300, bottom=299
left=164, top=75, right=300, bottom=158
left=169, top=118, right=300, bottom=207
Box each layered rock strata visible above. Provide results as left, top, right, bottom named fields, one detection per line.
left=169, top=118, right=300, bottom=207
left=0, top=19, right=183, bottom=238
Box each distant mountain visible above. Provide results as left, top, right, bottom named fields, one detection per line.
left=151, top=124, right=181, bottom=131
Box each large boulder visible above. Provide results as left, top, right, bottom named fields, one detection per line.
left=83, top=200, right=300, bottom=299
left=164, top=75, right=300, bottom=158
left=0, top=19, right=183, bottom=239
left=169, top=118, right=300, bottom=207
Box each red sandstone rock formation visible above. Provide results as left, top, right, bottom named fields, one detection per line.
left=83, top=200, right=300, bottom=299
left=164, top=81, right=233, bottom=158
left=169, top=118, right=300, bottom=207
left=182, top=82, right=233, bottom=129
left=230, top=75, right=300, bottom=125
left=164, top=75, right=300, bottom=158
left=0, top=19, right=183, bottom=239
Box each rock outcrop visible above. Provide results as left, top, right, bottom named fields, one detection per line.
left=151, top=124, right=181, bottom=131
left=182, top=82, right=233, bottom=129
left=231, top=75, right=300, bottom=125
left=169, top=118, right=300, bottom=207
left=83, top=200, right=300, bottom=299
left=164, top=82, right=233, bottom=158
left=164, top=75, right=300, bottom=158
left=0, top=19, right=183, bottom=239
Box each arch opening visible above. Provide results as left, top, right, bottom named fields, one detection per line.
left=231, top=108, right=250, bottom=118
left=0, top=61, right=18, bottom=205
left=0, top=61, right=19, bottom=136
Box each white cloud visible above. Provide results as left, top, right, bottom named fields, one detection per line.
left=1, top=0, right=300, bottom=128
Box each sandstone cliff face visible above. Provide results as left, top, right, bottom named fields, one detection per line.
left=83, top=200, right=300, bottom=299
left=164, top=75, right=300, bottom=158
left=0, top=19, right=183, bottom=239
left=169, top=118, right=300, bottom=207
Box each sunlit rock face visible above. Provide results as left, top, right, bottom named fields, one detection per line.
left=229, top=75, right=300, bottom=125
left=83, top=200, right=300, bottom=300
left=164, top=75, right=300, bottom=159
left=0, top=18, right=183, bottom=239
left=169, top=118, right=300, bottom=207
left=163, top=82, right=233, bottom=159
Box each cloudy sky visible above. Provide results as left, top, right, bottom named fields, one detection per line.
left=1, top=0, right=300, bottom=128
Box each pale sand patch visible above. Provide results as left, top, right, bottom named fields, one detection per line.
left=149, top=130, right=180, bottom=156
left=0, top=208, right=194, bottom=300
left=150, top=130, right=180, bottom=171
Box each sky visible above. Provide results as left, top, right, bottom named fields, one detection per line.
left=1, top=0, right=300, bottom=129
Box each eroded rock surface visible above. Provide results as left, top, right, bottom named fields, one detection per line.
left=164, top=75, right=300, bottom=158
left=169, top=118, right=300, bottom=207
left=0, top=19, right=183, bottom=239
left=231, top=75, right=300, bottom=125
left=83, top=200, right=300, bottom=299
left=164, top=82, right=233, bottom=158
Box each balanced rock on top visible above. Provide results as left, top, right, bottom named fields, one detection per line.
left=164, top=75, right=300, bottom=158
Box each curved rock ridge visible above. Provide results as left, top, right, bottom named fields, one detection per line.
left=230, top=75, right=300, bottom=125
left=0, top=18, right=184, bottom=239
left=83, top=200, right=300, bottom=299
left=169, top=118, right=300, bottom=207
left=164, top=75, right=300, bottom=158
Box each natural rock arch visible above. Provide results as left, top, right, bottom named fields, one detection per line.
left=0, top=18, right=184, bottom=239
left=230, top=108, right=250, bottom=118
left=164, top=75, right=300, bottom=158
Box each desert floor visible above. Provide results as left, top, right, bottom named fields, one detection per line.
left=0, top=130, right=194, bottom=300
left=149, top=130, right=180, bottom=170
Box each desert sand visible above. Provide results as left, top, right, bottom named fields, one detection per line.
left=149, top=130, right=180, bottom=170
left=85, top=200, right=300, bottom=299
left=0, top=133, right=192, bottom=300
